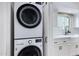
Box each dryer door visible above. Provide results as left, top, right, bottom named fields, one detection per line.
left=18, top=46, right=42, bottom=56
left=17, top=4, right=41, bottom=28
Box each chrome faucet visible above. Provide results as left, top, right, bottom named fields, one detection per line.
left=64, top=26, right=71, bottom=35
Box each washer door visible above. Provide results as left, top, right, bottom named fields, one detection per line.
left=17, top=4, right=41, bottom=28
left=18, top=46, right=42, bottom=56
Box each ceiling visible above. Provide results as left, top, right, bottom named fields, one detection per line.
left=53, top=2, right=79, bottom=14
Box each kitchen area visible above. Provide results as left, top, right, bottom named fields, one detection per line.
left=46, top=2, right=79, bottom=56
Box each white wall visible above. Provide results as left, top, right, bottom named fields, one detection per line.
left=0, top=3, right=4, bottom=55
left=44, top=2, right=58, bottom=56
left=48, top=3, right=57, bottom=55
left=0, top=2, right=11, bottom=56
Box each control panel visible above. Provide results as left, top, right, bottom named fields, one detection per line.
left=35, top=39, right=42, bottom=43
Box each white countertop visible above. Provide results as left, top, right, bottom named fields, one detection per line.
left=53, top=34, right=79, bottom=39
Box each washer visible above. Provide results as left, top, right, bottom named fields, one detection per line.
left=14, top=2, right=44, bottom=38
left=14, top=38, right=43, bottom=56
left=12, top=2, right=44, bottom=56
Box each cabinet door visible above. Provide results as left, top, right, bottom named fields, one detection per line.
left=58, top=42, right=71, bottom=56
left=74, top=42, right=79, bottom=56
left=52, top=43, right=61, bottom=56
left=66, top=42, right=75, bottom=56
left=70, top=43, right=76, bottom=56
left=69, top=41, right=79, bottom=56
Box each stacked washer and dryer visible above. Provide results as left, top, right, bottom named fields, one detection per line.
left=11, top=2, right=45, bottom=56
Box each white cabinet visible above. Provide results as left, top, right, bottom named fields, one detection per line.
left=52, top=41, right=70, bottom=56
left=75, top=43, right=79, bottom=55
left=70, top=42, right=79, bottom=56
left=68, top=38, right=79, bottom=56
left=52, top=38, right=79, bottom=56
left=52, top=43, right=60, bottom=56
left=59, top=42, right=70, bottom=56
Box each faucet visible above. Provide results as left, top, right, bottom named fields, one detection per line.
left=65, top=30, right=71, bottom=35
left=64, top=26, right=71, bottom=35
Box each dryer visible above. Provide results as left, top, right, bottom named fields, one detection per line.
left=14, top=2, right=44, bottom=39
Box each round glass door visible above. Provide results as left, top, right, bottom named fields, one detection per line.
left=18, top=46, right=42, bottom=56
left=17, top=4, right=41, bottom=28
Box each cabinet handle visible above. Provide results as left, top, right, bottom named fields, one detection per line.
left=75, top=45, right=78, bottom=48
left=59, top=46, right=63, bottom=50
